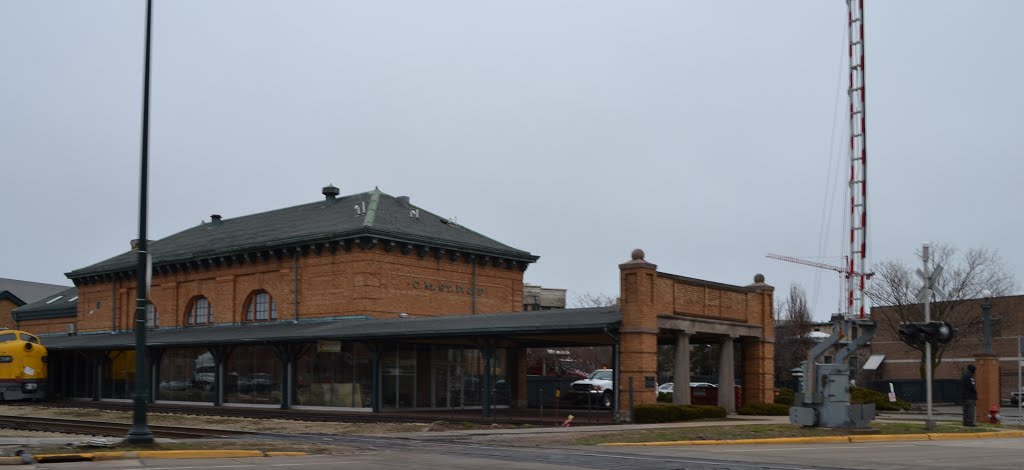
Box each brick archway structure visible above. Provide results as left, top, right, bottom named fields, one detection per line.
left=618, top=249, right=773, bottom=418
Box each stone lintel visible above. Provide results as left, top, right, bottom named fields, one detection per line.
left=620, top=326, right=659, bottom=334
left=657, top=315, right=763, bottom=338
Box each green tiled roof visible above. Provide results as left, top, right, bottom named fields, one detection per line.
left=40, top=307, right=622, bottom=350
left=11, top=286, right=78, bottom=322
left=67, top=188, right=537, bottom=280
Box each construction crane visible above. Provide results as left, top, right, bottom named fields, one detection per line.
left=765, top=252, right=874, bottom=317
left=765, top=253, right=873, bottom=280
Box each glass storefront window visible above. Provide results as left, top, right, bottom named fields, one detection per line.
left=381, top=344, right=417, bottom=408
left=224, top=345, right=281, bottom=405
left=157, top=347, right=215, bottom=403
left=102, top=350, right=135, bottom=399
left=67, top=353, right=95, bottom=399
left=295, top=342, right=371, bottom=408
left=379, top=345, right=508, bottom=410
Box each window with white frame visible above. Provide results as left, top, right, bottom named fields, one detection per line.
left=186, top=296, right=213, bottom=326
left=245, top=291, right=277, bottom=322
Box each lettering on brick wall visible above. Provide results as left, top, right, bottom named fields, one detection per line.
left=410, top=281, right=485, bottom=297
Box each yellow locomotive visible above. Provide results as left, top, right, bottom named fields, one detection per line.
left=0, top=330, right=46, bottom=401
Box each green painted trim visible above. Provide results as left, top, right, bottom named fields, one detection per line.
left=362, top=189, right=381, bottom=228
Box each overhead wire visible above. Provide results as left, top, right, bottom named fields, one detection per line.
left=812, top=15, right=851, bottom=318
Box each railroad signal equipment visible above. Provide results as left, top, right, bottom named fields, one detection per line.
left=898, top=321, right=955, bottom=347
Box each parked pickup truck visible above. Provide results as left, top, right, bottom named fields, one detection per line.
left=566, top=369, right=614, bottom=408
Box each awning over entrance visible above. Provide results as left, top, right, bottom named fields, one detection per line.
left=41, top=306, right=622, bottom=351
left=863, top=353, right=885, bottom=371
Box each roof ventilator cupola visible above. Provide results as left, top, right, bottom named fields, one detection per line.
left=322, top=184, right=340, bottom=203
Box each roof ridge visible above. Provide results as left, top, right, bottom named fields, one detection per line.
left=362, top=189, right=383, bottom=228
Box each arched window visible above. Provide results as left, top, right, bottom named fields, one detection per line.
left=146, top=302, right=159, bottom=329
left=244, top=290, right=277, bottom=322
left=186, top=296, right=213, bottom=326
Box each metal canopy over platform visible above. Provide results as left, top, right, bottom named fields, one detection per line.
left=41, top=306, right=622, bottom=351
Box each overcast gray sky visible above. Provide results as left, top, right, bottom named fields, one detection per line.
left=2, top=1, right=1021, bottom=321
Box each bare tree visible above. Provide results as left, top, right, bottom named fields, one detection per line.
left=866, top=244, right=1017, bottom=378
left=526, top=292, right=616, bottom=375
left=774, top=284, right=815, bottom=386
left=571, top=292, right=618, bottom=308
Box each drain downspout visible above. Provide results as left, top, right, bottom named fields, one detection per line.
left=472, top=258, right=478, bottom=314
left=293, top=251, right=300, bottom=322
left=112, top=278, right=118, bottom=332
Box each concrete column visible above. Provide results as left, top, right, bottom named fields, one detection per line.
left=974, top=354, right=999, bottom=423
left=672, top=332, right=691, bottom=405
left=718, top=336, right=736, bottom=413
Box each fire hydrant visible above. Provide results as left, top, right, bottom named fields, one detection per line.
left=988, top=404, right=1000, bottom=424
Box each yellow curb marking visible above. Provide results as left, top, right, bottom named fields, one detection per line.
left=602, top=431, right=1024, bottom=446
left=91, top=451, right=128, bottom=460
left=265, top=452, right=308, bottom=457
left=849, top=434, right=927, bottom=443
left=34, top=453, right=95, bottom=462
left=136, top=450, right=265, bottom=459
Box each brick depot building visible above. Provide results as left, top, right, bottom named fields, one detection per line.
left=16, top=186, right=774, bottom=419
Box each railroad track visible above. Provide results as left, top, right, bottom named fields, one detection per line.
left=7, top=400, right=613, bottom=425
left=0, top=415, right=252, bottom=439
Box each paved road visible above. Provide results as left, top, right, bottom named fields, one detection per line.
left=28, top=434, right=1023, bottom=470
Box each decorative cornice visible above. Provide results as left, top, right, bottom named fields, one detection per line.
left=69, top=234, right=534, bottom=285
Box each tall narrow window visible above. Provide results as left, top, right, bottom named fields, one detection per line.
left=186, top=296, right=213, bottom=326
left=245, top=291, right=277, bottom=322
left=146, top=302, right=159, bottom=329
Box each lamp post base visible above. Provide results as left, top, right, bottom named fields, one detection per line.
left=126, top=427, right=154, bottom=445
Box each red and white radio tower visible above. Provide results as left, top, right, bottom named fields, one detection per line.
left=768, top=1, right=870, bottom=319
left=847, top=0, right=868, bottom=318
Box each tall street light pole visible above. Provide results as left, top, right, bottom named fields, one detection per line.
left=128, top=0, right=155, bottom=445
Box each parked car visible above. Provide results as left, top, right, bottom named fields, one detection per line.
left=567, top=369, right=614, bottom=408
left=238, top=373, right=273, bottom=392
left=656, top=382, right=717, bottom=394
left=1010, top=388, right=1023, bottom=407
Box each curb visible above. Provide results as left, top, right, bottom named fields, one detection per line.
left=30, top=450, right=306, bottom=463
left=602, top=430, right=1024, bottom=447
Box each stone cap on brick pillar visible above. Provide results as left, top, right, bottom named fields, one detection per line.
left=746, top=273, right=774, bottom=292
left=619, top=248, right=656, bottom=270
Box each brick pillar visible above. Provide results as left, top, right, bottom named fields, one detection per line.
left=618, top=249, right=659, bottom=421
left=743, top=274, right=774, bottom=406
left=742, top=339, right=774, bottom=405
left=974, top=354, right=999, bottom=423
left=672, top=331, right=691, bottom=405
left=718, top=336, right=736, bottom=413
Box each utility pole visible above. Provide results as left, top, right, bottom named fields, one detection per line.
left=916, top=243, right=945, bottom=430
